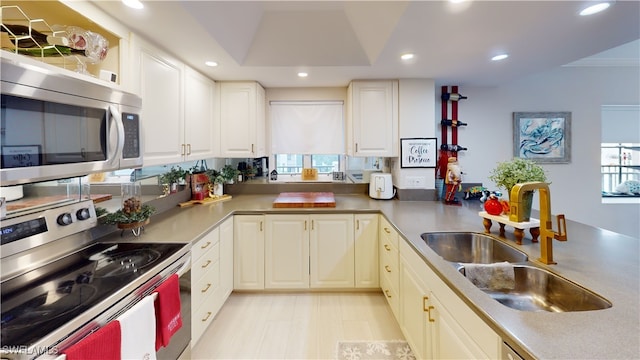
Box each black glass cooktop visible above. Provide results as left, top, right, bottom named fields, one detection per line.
left=1, top=242, right=185, bottom=347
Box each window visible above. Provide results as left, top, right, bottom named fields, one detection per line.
left=601, top=105, right=639, bottom=199
left=601, top=143, right=639, bottom=195
left=274, top=154, right=342, bottom=180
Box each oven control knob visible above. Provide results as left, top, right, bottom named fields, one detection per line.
left=76, top=271, right=93, bottom=284
left=76, top=208, right=91, bottom=221
left=57, top=213, right=73, bottom=226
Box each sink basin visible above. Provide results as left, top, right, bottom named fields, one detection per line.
left=421, top=232, right=528, bottom=264
left=459, top=265, right=612, bottom=312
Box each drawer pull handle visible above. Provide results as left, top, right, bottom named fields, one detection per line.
left=385, top=265, right=392, bottom=273
left=201, top=283, right=212, bottom=293
left=201, top=260, right=212, bottom=268
left=356, top=219, right=360, bottom=230
left=384, top=227, right=391, bottom=234
left=384, top=244, right=391, bottom=251
left=384, top=289, right=391, bottom=298
left=202, top=311, right=212, bottom=322
left=201, top=241, right=211, bottom=249
left=427, top=306, right=435, bottom=323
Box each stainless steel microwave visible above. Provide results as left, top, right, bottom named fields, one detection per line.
left=1, top=51, right=143, bottom=186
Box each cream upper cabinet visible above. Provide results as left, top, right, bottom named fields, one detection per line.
left=184, top=67, right=216, bottom=161
left=346, top=80, right=399, bottom=157
left=135, top=39, right=216, bottom=166
left=355, top=214, right=379, bottom=288
left=399, top=238, right=501, bottom=360
left=137, top=44, right=184, bottom=166
left=264, top=215, right=310, bottom=289
left=234, top=215, right=265, bottom=290
left=309, top=214, right=355, bottom=288
left=219, top=81, right=266, bottom=158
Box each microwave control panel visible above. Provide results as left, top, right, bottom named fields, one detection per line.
left=122, top=112, right=140, bottom=159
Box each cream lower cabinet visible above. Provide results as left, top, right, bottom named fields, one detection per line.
left=263, top=214, right=357, bottom=289
left=379, top=216, right=400, bottom=319
left=219, top=217, right=234, bottom=300
left=191, top=227, right=221, bottom=345
left=233, top=215, right=265, bottom=290
left=399, top=239, right=501, bottom=359
left=355, top=214, right=379, bottom=288
left=309, top=214, right=355, bottom=288
left=264, top=215, right=310, bottom=289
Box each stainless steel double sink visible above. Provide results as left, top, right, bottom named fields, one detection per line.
left=421, top=232, right=612, bottom=312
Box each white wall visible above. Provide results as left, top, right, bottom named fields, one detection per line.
left=454, top=66, right=640, bottom=238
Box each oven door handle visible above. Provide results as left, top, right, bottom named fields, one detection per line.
left=177, top=254, right=191, bottom=277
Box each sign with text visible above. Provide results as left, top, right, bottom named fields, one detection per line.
left=400, top=138, right=437, bottom=168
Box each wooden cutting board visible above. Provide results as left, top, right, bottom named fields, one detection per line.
left=273, top=192, right=336, bottom=208
left=6, top=194, right=113, bottom=211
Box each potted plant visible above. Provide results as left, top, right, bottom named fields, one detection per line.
left=205, top=168, right=225, bottom=196
left=488, top=158, right=548, bottom=221
left=160, top=166, right=187, bottom=193
left=220, top=165, right=240, bottom=184
left=103, top=203, right=156, bottom=236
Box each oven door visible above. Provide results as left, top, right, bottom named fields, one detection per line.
left=157, top=265, right=191, bottom=360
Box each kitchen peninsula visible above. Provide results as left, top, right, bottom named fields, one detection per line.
left=105, top=193, right=640, bottom=360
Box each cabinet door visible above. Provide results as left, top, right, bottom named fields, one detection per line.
left=309, top=214, right=354, bottom=288
left=139, top=47, right=184, bottom=166
left=219, top=217, right=234, bottom=300
left=399, top=253, right=432, bottom=360
left=265, top=215, right=309, bottom=289
left=233, top=215, right=264, bottom=290
left=349, top=80, right=398, bottom=157
left=184, top=67, right=215, bottom=161
left=429, top=293, right=484, bottom=360
left=219, top=82, right=257, bottom=157
left=354, top=214, right=379, bottom=288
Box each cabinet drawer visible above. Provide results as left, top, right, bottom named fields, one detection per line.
left=379, top=217, right=399, bottom=249
left=191, top=292, right=218, bottom=345
left=380, top=246, right=399, bottom=292
left=192, top=241, right=219, bottom=283
left=380, top=274, right=399, bottom=318
left=192, top=259, right=220, bottom=308
left=192, top=229, right=220, bottom=262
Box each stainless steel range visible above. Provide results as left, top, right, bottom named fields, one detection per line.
left=1, top=200, right=191, bottom=360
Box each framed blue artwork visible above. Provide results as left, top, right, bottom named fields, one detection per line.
left=513, top=112, right=571, bottom=163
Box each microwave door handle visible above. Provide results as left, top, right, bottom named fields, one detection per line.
left=108, top=105, right=125, bottom=163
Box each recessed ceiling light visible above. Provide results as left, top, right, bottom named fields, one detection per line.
left=401, top=53, right=415, bottom=60
left=449, top=0, right=466, bottom=3
left=298, top=72, right=308, bottom=78
left=491, top=54, right=509, bottom=61
left=579, top=2, right=611, bottom=16
left=205, top=61, right=218, bottom=67
left=122, top=0, right=144, bottom=9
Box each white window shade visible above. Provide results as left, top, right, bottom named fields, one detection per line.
left=271, top=101, right=344, bottom=154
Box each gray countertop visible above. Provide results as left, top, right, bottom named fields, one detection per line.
left=102, top=194, right=640, bottom=359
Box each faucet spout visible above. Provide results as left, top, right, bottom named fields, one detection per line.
left=509, top=181, right=567, bottom=265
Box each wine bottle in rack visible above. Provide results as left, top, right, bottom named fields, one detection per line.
left=441, top=92, right=468, bottom=101
left=1, top=24, right=69, bottom=48
left=440, top=144, right=468, bottom=152
left=440, top=119, right=468, bottom=127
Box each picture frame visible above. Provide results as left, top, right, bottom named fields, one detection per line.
left=400, top=138, right=437, bottom=168
left=513, top=112, right=571, bottom=163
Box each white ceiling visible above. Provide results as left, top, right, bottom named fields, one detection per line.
left=92, top=0, right=640, bottom=88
